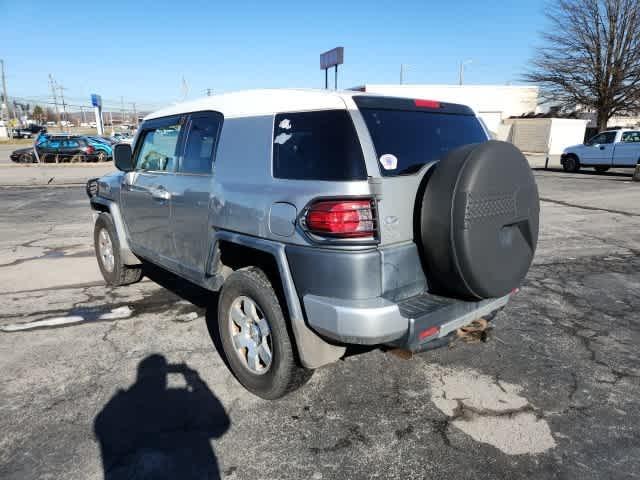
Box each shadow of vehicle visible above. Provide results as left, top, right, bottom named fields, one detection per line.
left=94, top=354, right=230, bottom=480
left=533, top=167, right=634, bottom=180
left=140, top=261, right=215, bottom=308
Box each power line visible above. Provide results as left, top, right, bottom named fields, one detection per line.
left=48, top=74, right=61, bottom=131
left=56, top=83, right=68, bottom=124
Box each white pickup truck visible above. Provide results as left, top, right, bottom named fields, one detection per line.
left=561, top=129, right=640, bottom=173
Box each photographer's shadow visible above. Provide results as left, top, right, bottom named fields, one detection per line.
left=94, top=354, right=230, bottom=479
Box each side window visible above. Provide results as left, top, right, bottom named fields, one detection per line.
left=273, top=110, right=367, bottom=181
left=180, top=113, right=223, bottom=175
left=590, top=132, right=615, bottom=145
left=63, top=140, right=80, bottom=148
left=622, top=131, right=640, bottom=143
left=134, top=120, right=183, bottom=172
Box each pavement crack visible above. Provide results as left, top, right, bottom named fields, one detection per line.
left=539, top=197, right=640, bottom=217
left=309, top=425, right=371, bottom=453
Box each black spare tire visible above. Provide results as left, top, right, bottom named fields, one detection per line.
left=419, top=140, right=539, bottom=300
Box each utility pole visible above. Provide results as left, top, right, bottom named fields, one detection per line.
left=204, top=88, right=213, bottom=96
left=400, top=64, right=410, bottom=85
left=0, top=59, right=11, bottom=124
left=120, top=96, right=125, bottom=124
left=48, top=74, right=62, bottom=131
left=131, top=102, right=137, bottom=127
left=459, top=59, right=472, bottom=86
left=56, top=83, right=68, bottom=127
left=80, top=106, right=86, bottom=124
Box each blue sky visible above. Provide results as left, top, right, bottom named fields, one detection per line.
left=2, top=0, right=547, bottom=111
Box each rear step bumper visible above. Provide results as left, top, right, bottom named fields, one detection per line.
left=303, top=291, right=512, bottom=351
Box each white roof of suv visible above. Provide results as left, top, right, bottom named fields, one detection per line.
left=145, top=89, right=366, bottom=121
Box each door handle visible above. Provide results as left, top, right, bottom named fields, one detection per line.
left=151, top=188, right=171, bottom=201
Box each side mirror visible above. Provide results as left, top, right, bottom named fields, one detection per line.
left=113, top=143, right=133, bottom=172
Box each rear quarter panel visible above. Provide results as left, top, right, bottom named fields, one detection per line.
left=212, top=115, right=373, bottom=247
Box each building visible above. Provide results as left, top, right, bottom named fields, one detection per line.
left=350, top=84, right=539, bottom=134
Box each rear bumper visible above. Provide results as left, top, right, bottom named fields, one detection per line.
left=303, top=291, right=512, bottom=351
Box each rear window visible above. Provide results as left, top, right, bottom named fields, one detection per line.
left=359, top=109, right=487, bottom=176
left=273, top=110, right=367, bottom=181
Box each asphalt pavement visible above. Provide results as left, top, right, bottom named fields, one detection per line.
left=0, top=169, right=639, bottom=479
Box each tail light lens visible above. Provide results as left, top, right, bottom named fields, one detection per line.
left=304, top=199, right=376, bottom=239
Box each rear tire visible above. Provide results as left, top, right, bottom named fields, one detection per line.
left=94, top=213, right=143, bottom=286
left=563, top=155, right=580, bottom=172
left=594, top=165, right=610, bottom=173
left=217, top=267, right=312, bottom=399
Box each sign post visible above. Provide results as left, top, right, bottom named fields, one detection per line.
left=320, top=47, right=344, bottom=90
left=91, top=94, right=104, bottom=135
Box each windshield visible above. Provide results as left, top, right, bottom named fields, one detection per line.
left=359, top=109, right=487, bottom=176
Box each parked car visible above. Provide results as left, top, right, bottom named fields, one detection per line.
left=85, top=136, right=113, bottom=161
left=9, top=147, right=37, bottom=163
left=111, top=132, right=132, bottom=143
left=561, top=129, right=640, bottom=172
left=11, top=134, right=100, bottom=163
left=11, top=128, right=34, bottom=139
left=87, top=90, right=539, bottom=399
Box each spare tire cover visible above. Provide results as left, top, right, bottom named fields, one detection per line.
left=420, top=140, right=539, bottom=300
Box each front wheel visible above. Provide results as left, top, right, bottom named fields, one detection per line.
left=563, top=155, right=580, bottom=173
left=217, top=267, right=312, bottom=399
left=18, top=153, right=33, bottom=163
left=94, top=213, right=143, bottom=286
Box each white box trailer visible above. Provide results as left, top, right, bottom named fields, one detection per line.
left=501, top=118, right=588, bottom=167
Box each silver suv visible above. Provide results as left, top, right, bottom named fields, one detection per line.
left=88, top=89, right=539, bottom=399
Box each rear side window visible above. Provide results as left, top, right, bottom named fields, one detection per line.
left=359, top=109, right=487, bottom=176
left=621, top=131, right=640, bottom=143
left=181, top=112, right=223, bottom=175
left=273, top=110, right=367, bottom=181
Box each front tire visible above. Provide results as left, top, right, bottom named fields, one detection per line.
left=562, top=155, right=580, bottom=172
left=94, top=213, right=143, bottom=286
left=217, top=267, right=312, bottom=399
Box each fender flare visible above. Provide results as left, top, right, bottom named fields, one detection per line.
left=214, top=230, right=346, bottom=369
left=90, top=197, right=141, bottom=266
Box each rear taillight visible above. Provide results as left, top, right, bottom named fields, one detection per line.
left=304, top=199, right=376, bottom=239
left=84, top=145, right=95, bottom=154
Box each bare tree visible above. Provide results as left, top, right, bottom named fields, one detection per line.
left=524, top=0, right=640, bottom=131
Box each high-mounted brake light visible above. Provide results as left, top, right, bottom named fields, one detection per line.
left=414, top=99, right=441, bottom=109
left=304, top=199, right=376, bottom=239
